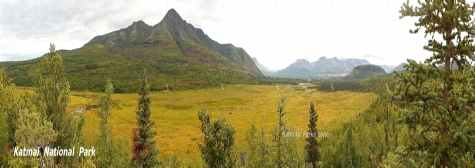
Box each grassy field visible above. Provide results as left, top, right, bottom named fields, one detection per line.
left=66, top=84, right=376, bottom=161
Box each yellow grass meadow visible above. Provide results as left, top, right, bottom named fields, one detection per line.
left=68, top=84, right=376, bottom=161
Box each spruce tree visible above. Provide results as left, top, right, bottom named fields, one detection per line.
left=35, top=44, right=70, bottom=130
left=96, top=80, right=114, bottom=167
left=398, top=0, right=475, bottom=166
left=198, top=110, right=236, bottom=168
left=132, top=70, right=159, bottom=168
left=274, top=98, right=287, bottom=168
left=35, top=44, right=84, bottom=166
left=272, top=98, right=302, bottom=168
left=305, top=103, right=320, bottom=168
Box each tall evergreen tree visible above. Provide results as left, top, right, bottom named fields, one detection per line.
left=132, top=70, right=159, bottom=168
left=35, top=44, right=84, bottom=166
left=272, top=98, right=302, bottom=168
left=198, top=110, right=236, bottom=168
left=35, top=44, right=70, bottom=131
left=398, top=0, right=475, bottom=166
left=274, top=98, right=287, bottom=168
left=305, top=103, right=320, bottom=168
left=96, top=80, right=114, bottom=167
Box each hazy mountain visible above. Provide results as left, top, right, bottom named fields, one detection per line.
left=393, top=63, right=407, bottom=72
left=274, top=57, right=370, bottom=79
left=346, top=64, right=386, bottom=79
left=0, top=9, right=262, bottom=91
left=252, top=57, right=273, bottom=76
left=379, top=65, right=397, bottom=73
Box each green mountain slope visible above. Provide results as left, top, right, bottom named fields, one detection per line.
left=1, top=9, right=262, bottom=92
left=346, top=64, right=386, bottom=80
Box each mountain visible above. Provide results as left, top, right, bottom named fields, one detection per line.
left=379, top=65, right=397, bottom=73
left=0, top=9, right=263, bottom=92
left=252, top=57, right=273, bottom=76
left=274, top=57, right=370, bottom=79
left=393, top=63, right=407, bottom=72
left=346, top=64, right=386, bottom=79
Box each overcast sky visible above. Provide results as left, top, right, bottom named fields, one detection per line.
left=0, top=0, right=436, bottom=70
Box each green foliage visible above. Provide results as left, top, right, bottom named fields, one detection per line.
left=305, top=103, right=320, bottom=168
left=348, top=64, right=386, bottom=80
left=244, top=125, right=273, bottom=168
left=272, top=98, right=303, bottom=168
left=35, top=44, right=85, bottom=166
left=319, top=80, right=364, bottom=92
left=0, top=68, right=9, bottom=89
left=273, top=98, right=287, bottom=168
left=0, top=69, right=17, bottom=147
left=397, top=0, right=475, bottom=166
left=198, top=110, right=236, bottom=168
left=340, top=125, right=361, bottom=167
left=7, top=94, right=57, bottom=167
left=132, top=70, right=160, bottom=167
left=96, top=80, right=128, bottom=167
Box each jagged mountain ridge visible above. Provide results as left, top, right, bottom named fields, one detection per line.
left=0, top=9, right=262, bottom=91
left=273, top=57, right=370, bottom=79
left=85, top=9, right=261, bottom=75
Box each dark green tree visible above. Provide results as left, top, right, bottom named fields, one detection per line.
left=398, top=0, right=475, bottom=166
left=305, top=103, right=320, bottom=168
left=132, top=70, right=160, bottom=168
left=198, top=110, right=236, bottom=168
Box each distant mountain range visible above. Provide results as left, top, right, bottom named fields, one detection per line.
left=270, top=57, right=370, bottom=79
left=0, top=9, right=262, bottom=91
left=252, top=57, right=398, bottom=79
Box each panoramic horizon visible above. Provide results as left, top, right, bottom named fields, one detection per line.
left=1, top=0, right=474, bottom=167
left=0, top=0, right=431, bottom=70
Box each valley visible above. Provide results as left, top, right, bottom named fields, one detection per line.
left=68, top=85, right=375, bottom=160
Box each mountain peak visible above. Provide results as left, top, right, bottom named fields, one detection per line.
left=128, top=20, right=151, bottom=30
left=163, top=8, right=184, bottom=23
left=131, top=20, right=148, bottom=26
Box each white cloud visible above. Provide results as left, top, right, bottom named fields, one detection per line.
left=0, top=0, right=442, bottom=69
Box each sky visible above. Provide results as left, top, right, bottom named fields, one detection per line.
left=0, top=0, right=434, bottom=70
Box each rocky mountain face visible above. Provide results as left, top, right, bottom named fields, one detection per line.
left=1, top=9, right=262, bottom=91
left=274, top=57, right=370, bottom=79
